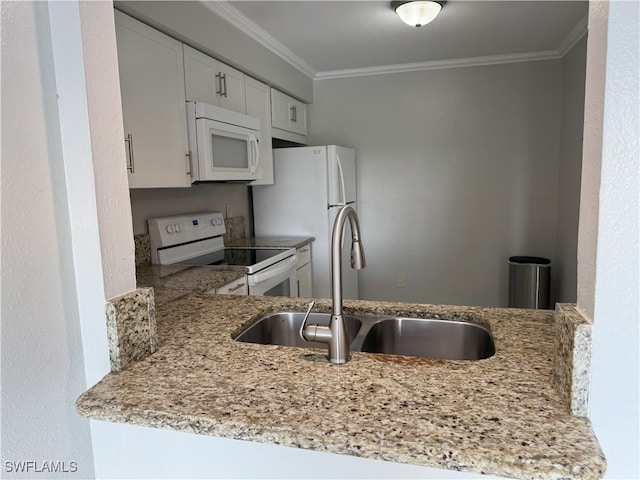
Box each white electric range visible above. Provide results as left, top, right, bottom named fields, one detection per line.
left=148, top=212, right=298, bottom=297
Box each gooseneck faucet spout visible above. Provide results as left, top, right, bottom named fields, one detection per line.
left=300, top=205, right=366, bottom=364
left=331, top=206, right=366, bottom=318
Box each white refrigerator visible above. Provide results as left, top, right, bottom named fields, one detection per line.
left=252, top=145, right=359, bottom=300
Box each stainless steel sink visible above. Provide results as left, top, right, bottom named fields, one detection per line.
left=234, top=311, right=362, bottom=349
left=234, top=311, right=495, bottom=361
left=359, top=317, right=495, bottom=360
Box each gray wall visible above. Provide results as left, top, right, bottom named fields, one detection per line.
left=129, top=184, right=252, bottom=235
left=308, top=60, right=565, bottom=307
left=555, top=37, right=587, bottom=303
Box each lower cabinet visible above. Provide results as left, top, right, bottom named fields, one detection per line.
left=215, top=277, right=248, bottom=295
left=296, top=245, right=313, bottom=298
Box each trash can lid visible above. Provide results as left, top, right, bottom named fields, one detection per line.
left=509, top=256, right=551, bottom=265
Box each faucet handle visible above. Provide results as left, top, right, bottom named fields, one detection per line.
left=299, top=300, right=316, bottom=341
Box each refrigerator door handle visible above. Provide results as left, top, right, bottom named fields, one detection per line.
left=336, top=153, right=347, bottom=206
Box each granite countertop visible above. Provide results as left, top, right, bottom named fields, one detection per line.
left=135, top=263, right=247, bottom=305
left=225, top=236, right=315, bottom=249
left=77, top=291, right=605, bottom=480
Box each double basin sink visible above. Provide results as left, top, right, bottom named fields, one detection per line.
left=234, top=311, right=495, bottom=361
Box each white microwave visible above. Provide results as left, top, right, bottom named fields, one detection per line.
left=187, top=101, right=261, bottom=182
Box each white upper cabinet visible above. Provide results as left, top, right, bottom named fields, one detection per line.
left=115, top=11, right=191, bottom=188
left=184, top=45, right=246, bottom=114
left=271, top=89, right=308, bottom=144
left=245, top=77, right=274, bottom=185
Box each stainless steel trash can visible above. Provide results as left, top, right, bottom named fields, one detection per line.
left=508, top=256, right=551, bottom=309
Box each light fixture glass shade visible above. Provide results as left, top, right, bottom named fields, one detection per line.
left=394, top=1, right=442, bottom=27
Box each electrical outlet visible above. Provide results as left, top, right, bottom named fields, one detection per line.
left=396, top=274, right=406, bottom=288
left=225, top=204, right=232, bottom=219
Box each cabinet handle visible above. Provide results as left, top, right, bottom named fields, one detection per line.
left=229, top=282, right=245, bottom=293
left=215, top=72, right=223, bottom=96
left=216, top=72, right=228, bottom=98
left=124, top=134, right=135, bottom=173
left=290, top=105, right=297, bottom=123
left=185, top=152, right=192, bottom=176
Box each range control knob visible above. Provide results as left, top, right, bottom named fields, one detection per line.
left=166, top=225, right=175, bottom=234
left=174, top=223, right=182, bottom=232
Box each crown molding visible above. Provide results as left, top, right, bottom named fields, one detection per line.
left=315, top=50, right=563, bottom=80
left=203, top=1, right=317, bottom=79
left=557, top=14, right=588, bottom=57
left=211, top=1, right=588, bottom=82
left=317, top=14, right=589, bottom=81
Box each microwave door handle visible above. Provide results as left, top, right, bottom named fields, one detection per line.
left=249, top=134, right=260, bottom=174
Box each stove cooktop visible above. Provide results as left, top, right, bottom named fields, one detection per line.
left=179, top=247, right=295, bottom=274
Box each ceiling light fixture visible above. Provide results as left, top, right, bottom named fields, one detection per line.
left=392, top=1, right=444, bottom=28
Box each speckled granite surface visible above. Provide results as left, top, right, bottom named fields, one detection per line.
left=78, top=293, right=605, bottom=480
left=134, top=234, right=151, bottom=266
left=226, top=236, right=315, bottom=249
left=105, top=288, right=156, bottom=372
left=223, top=216, right=247, bottom=244
left=553, top=303, right=593, bottom=417
left=135, top=264, right=247, bottom=306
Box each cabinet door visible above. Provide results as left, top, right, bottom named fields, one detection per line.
left=297, top=262, right=313, bottom=298
left=217, top=63, right=246, bottom=114
left=271, top=89, right=307, bottom=137
left=296, top=245, right=312, bottom=269
left=115, top=11, right=190, bottom=188
left=215, top=277, right=248, bottom=295
left=245, top=77, right=273, bottom=185
left=184, top=45, right=246, bottom=114
left=290, top=101, right=307, bottom=136
left=184, top=45, right=219, bottom=105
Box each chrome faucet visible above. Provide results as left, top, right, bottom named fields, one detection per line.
left=300, top=205, right=366, bottom=364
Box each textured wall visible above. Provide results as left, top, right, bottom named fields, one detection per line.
left=80, top=1, right=136, bottom=300
left=586, top=1, right=640, bottom=477
left=1, top=2, right=98, bottom=476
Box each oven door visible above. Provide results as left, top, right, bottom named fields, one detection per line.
left=247, top=255, right=298, bottom=297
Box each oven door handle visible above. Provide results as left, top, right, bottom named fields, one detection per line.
left=247, top=254, right=297, bottom=286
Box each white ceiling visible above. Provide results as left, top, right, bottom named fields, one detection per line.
left=217, top=1, right=588, bottom=79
